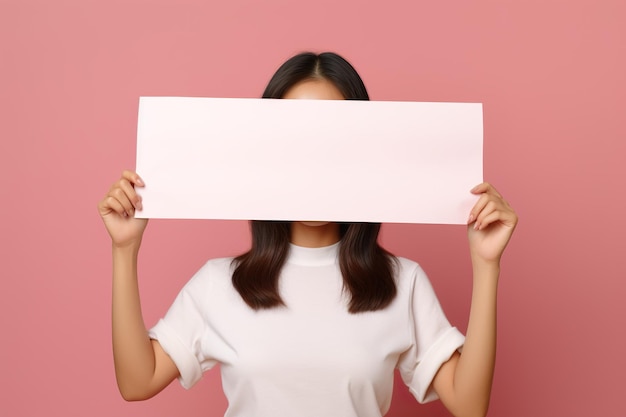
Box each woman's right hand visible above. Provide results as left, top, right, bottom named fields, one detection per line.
left=98, top=170, right=148, bottom=248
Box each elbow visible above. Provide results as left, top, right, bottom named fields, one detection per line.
left=453, top=411, right=488, bottom=417
left=449, top=396, right=490, bottom=417
left=469, top=408, right=489, bottom=417
left=474, top=398, right=491, bottom=417
left=454, top=402, right=490, bottom=417
left=120, top=390, right=147, bottom=402
left=117, top=382, right=155, bottom=402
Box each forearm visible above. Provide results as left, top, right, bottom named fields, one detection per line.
left=452, top=259, right=499, bottom=417
left=111, top=244, right=156, bottom=400
left=437, top=181, right=516, bottom=417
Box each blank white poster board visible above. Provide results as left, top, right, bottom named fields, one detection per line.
left=135, top=97, right=482, bottom=224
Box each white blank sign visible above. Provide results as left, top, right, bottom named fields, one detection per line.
left=135, top=97, right=483, bottom=224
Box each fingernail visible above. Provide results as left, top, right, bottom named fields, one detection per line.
left=468, top=214, right=474, bottom=223
left=136, top=177, right=144, bottom=186
left=474, top=222, right=479, bottom=230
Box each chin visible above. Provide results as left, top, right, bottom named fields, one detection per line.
left=298, top=221, right=332, bottom=227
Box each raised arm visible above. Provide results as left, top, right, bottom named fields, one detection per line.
left=432, top=182, right=518, bottom=417
left=98, top=170, right=179, bottom=400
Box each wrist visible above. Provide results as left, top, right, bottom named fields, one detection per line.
left=471, top=257, right=501, bottom=282
left=112, top=241, right=142, bottom=257
left=470, top=250, right=501, bottom=268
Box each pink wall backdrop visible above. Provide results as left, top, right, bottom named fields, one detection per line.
left=1, top=1, right=624, bottom=416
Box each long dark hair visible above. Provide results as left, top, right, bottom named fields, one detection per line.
left=232, top=52, right=397, bottom=313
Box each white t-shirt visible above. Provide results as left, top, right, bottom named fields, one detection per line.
left=149, top=243, right=464, bottom=417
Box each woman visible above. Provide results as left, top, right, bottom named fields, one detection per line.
left=98, top=52, right=518, bottom=417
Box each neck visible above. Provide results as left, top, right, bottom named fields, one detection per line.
left=290, top=222, right=340, bottom=248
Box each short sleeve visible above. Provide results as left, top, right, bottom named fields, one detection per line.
left=397, top=264, right=465, bottom=403
left=148, top=264, right=218, bottom=389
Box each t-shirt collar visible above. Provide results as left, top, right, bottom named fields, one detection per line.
left=287, top=242, right=340, bottom=266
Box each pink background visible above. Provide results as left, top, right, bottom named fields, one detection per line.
left=1, top=1, right=624, bottom=416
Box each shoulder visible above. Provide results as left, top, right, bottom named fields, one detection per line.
left=394, top=256, right=427, bottom=281
left=392, top=256, right=435, bottom=299
left=182, top=256, right=236, bottom=293
left=201, top=256, right=236, bottom=273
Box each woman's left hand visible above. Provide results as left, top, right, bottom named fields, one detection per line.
left=467, top=182, right=518, bottom=264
